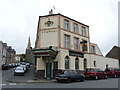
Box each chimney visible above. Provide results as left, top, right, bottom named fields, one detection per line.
left=49, top=9, right=53, bottom=15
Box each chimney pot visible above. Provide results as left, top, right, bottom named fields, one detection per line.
left=49, top=9, right=53, bottom=15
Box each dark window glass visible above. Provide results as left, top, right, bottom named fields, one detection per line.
left=75, top=57, right=79, bottom=70
left=86, top=69, right=95, bottom=72
left=65, top=56, right=70, bottom=69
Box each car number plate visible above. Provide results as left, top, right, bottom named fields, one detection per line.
left=86, top=75, right=90, bottom=77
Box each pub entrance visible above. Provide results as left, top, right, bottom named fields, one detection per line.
left=32, top=48, right=58, bottom=79
left=46, top=62, right=52, bottom=79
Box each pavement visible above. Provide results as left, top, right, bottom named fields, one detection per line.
left=5, top=65, right=56, bottom=84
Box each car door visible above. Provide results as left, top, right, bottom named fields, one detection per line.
left=96, top=69, right=103, bottom=78
left=99, top=69, right=105, bottom=78
left=69, top=70, right=75, bottom=81
left=73, top=70, right=79, bottom=80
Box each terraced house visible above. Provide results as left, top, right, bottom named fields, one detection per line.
left=33, top=10, right=118, bottom=79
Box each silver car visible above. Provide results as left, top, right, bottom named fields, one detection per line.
left=14, top=66, right=25, bottom=76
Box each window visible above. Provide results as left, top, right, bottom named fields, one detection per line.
left=53, top=61, right=58, bottom=69
left=64, top=20, right=69, bottom=30
left=65, top=56, right=70, bottom=69
left=91, top=46, right=95, bottom=53
left=73, top=23, right=78, bottom=33
left=83, top=59, right=87, bottom=70
left=81, top=40, right=87, bottom=51
left=74, top=38, right=79, bottom=49
left=81, top=26, right=86, bottom=36
left=75, top=57, right=79, bottom=70
left=93, top=61, right=96, bottom=67
left=64, top=35, right=70, bottom=48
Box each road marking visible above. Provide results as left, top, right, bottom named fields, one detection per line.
left=0, top=84, right=7, bottom=86
left=9, top=83, right=17, bottom=85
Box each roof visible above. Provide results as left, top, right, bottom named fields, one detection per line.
left=106, top=46, right=120, bottom=59
left=39, top=13, right=89, bottom=27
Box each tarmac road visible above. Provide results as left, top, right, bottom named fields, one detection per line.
left=1, top=66, right=119, bottom=88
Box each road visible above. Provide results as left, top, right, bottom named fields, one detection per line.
left=1, top=67, right=119, bottom=88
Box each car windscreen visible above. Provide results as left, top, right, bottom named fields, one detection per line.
left=15, top=67, right=23, bottom=70
left=105, top=68, right=115, bottom=71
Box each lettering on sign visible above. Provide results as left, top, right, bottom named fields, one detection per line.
left=69, top=50, right=84, bottom=58
left=41, top=30, right=57, bottom=33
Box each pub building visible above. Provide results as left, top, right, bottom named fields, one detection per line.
left=32, top=10, right=119, bottom=79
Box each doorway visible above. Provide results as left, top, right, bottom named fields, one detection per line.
left=46, top=62, right=52, bottom=79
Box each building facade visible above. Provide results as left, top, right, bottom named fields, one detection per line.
left=106, top=46, right=120, bottom=67
left=0, top=41, right=16, bottom=69
left=33, top=11, right=118, bottom=79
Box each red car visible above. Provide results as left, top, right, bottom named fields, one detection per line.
left=84, top=68, right=108, bottom=80
left=105, top=67, right=120, bottom=78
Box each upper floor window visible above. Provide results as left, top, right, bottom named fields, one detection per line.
left=73, top=23, right=78, bottom=33
left=91, top=46, right=95, bottom=53
left=74, top=38, right=79, bottom=50
left=81, top=26, right=86, bottom=36
left=64, top=20, right=69, bottom=30
left=64, top=35, right=70, bottom=48
left=80, top=40, right=87, bottom=51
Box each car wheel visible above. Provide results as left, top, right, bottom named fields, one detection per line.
left=66, top=78, right=71, bottom=83
left=95, top=76, right=99, bottom=80
left=57, top=80, right=61, bottom=82
left=114, top=75, right=117, bottom=78
left=80, top=78, right=84, bottom=82
left=104, top=75, right=108, bottom=79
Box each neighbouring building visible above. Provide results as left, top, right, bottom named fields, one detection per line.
left=6, top=46, right=16, bottom=64
left=106, top=46, right=120, bottom=67
left=15, top=54, right=21, bottom=62
left=25, top=37, right=34, bottom=64
left=32, top=10, right=119, bottom=79
left=0, top=41, right=7, bottom=68
left=0, top=41, right=16, bottom=69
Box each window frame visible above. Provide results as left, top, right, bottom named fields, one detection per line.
left=91, top=45, right=96, bottom=53
left=75, top=57, right=79, bottom=70
left=73, top=23, right=78, bottom=33
left=81, top=26, right=86, bottom=36
left=64, top=19, right=69, bottom=30
left=65, top=56, right=70, bottom=69
left=64, top=34, right=70, bottom=48
left=74, top=37, right=79, bottom=50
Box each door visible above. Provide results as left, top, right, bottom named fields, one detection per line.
left=98, top=69, right=105, bottom=78
left=46, top=62, right=52, bottom=79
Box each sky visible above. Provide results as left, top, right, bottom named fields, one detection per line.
left=0, top=0, right=119, bottom=55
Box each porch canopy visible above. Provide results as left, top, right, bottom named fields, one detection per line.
left=32, top=48, right=58, bottom=59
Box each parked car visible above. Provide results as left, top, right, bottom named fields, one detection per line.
left=105, top=67, right=120, bottom=78
left=14, top=66, right=25, bottom=76
left=26, top=63, right=30, bottom=68
left=55, top=70, right=85, bottom=83
left=19, top=64, right=27, bottom=72
left=84, top=68, right=108, bottom=80
left=8, top=64, right=13, bottom=68
left=2, top=64, right=10, bottom=70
